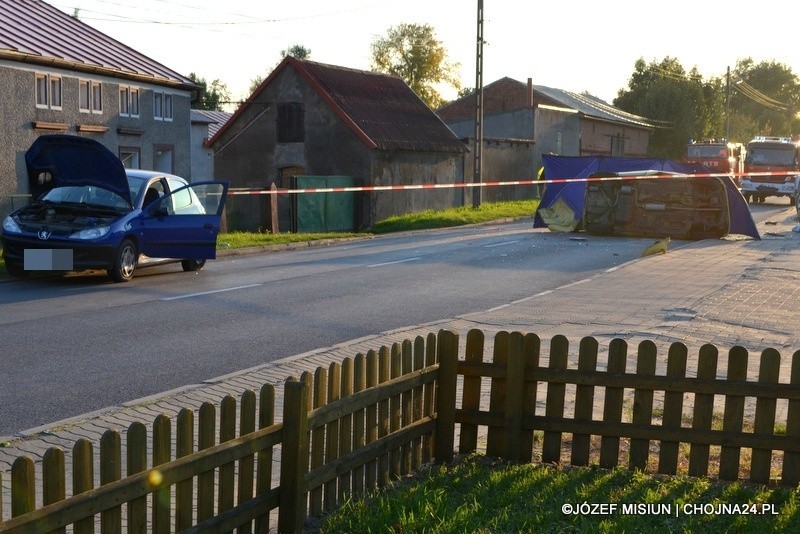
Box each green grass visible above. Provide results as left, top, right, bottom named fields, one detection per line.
left=317, top=455, right=800, bottom=533
left=370, top=199, right=538, bottom=234
left=0, top=199, right=537, bottom=276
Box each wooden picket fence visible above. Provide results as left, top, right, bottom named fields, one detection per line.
left=2, top=328, right=800, bottom=532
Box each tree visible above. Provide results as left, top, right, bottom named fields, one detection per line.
left=249, top=44, right=312, bottom=95
left=189, top=73, right=231, bottom=111
left=729, top=58, right=800, bottom=139
left=614, top=57, right=719, bottom=158
left=370, top=23, right=461, bottom=110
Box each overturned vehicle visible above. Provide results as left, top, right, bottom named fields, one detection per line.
left=534, top=155, right=760, bottom=240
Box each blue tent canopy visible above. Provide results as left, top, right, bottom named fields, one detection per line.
left=533, top=155, right=760, bottom=240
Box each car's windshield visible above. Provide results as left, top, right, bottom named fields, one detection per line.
left=687, top=145, right=727, bottom=159
left=747, top=147, right=796, bottom=166
left=126, top=175, right=148, bottom=203
left=41, top=186, right=130, bottom=209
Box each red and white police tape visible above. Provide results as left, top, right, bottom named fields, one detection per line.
left=227, top=170, right=798, bottom=195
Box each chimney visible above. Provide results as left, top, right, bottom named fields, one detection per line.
left=527, top=78, right=534, bottom=108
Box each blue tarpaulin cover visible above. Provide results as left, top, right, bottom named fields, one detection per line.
left=533, top=155, right=760, bottom=240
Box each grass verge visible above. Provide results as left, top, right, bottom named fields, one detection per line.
left=317, top=455, right=800, bottom=533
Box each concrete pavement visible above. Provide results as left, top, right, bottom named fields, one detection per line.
left=2, top=207, right=799, bottom=521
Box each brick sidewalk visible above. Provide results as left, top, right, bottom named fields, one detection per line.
left=2, top=208, right=799, bottom=524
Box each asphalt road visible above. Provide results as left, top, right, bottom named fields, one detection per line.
left=0, top=203, right=787, bottom=435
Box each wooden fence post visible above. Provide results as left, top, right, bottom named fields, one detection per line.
left=198, top=402, right=216, bottom=523
left=487, top=331, right=509, bottom=457
left=689, top=344, right=719, bottom=477
left=219, top=395, right=237, bottom=515
left=365, top=350, right=379, bottom=490
left=542, top=335, right=569, bottom=464
left=782, top=350, right=800, bottom=486
left=279, top=380, right=310, bottom=533
left=270, top=182, right=279, bottom=234
left=127, top=422, right=148, bottom=533
left=503, top=332, right=526, bottom=462
left=325, top=362, right=341, bottom=508
left=629, top=340, right=656, bottom=471
left=340, top=357, right=354, bottom=499
left=422, top=332, right=438, bottom=463
left=390, top=344, right=402, bottom=479
left=519, top=333, right=540, bottom=463
left=310, top=366, right=327, bottom=516
left=176, top=408, right=195, bottom=531
left=353, top=353, right=367, bottom=496
left=10, top=457, right=34, bottom=517
left=658, top=343, right=687, bottom=474
left=100, top=430, right=122, bottom=533
left=435, top=329, right=459, bottom=464
left=153, top=414, right=171, bottom=534
left=751, top=348, right=781, bottom=484
left=73, top=439, right=94, bottom=534
left=255, top=383, right=276, bottom=534
left=459, top=329, right=484, bottom=455
left=571, top=337, right=598, bottom=466
left=42, top=447, right=66, bottom=532
left=719, top=346, right=748, bottom=481
left=600, top=339, right=627, bottom=469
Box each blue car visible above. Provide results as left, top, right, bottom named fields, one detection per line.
left=1, top=135, right=228, bottom=282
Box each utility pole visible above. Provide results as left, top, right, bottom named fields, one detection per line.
left=472, top=0, right=484, bottom=208
left=725, top=66, right=731, bottom=140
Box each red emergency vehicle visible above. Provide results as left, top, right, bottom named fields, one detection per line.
left=740, top=136, right=800, bottom=204
left=684, top=140, right=744, bottom=177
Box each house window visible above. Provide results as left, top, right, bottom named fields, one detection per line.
left=154, top=92, right=173, bottom=121
left=130, top=88, right=140, bottom=116
left=50, top=76, right=62, bottom=109
left=277, top=102, right=305, bottom=143
left=611, top=133, right=625, bottom=156
left=79, top=80, right=102, bottom=113
left=119, top=87, right=129, bottom=115
left=79, top=80, right=90, bottom=112
left=119, top=147, right=141, bottom=169
left=35, top=73, right=62, bottom=109
left=119, top=86, right=140, bottom=117
left=92, top=82, right=103, bottom=114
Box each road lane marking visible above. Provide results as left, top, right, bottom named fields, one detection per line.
left=161, top=283, right=263, bottom=301
left=483, top=240, right=520, bottom=248
left=367, top=257, right=421, bottom=268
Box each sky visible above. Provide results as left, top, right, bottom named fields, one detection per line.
left=51, top=0, right=800, bottom=109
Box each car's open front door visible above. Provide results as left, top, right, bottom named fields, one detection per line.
left=139, top=181, right=228, bottom=260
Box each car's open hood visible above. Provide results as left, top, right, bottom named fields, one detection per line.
left=25, top=135, right=131, bottom=205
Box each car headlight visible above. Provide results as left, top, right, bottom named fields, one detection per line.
left=70, top=226, right=111, bottom=240
left=2, top=216, right=21, bottom=234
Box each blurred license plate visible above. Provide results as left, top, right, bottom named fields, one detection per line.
left=24, top=249, right=73, bottom=270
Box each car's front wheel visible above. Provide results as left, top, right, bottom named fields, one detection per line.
left=108, top=239, right=137, bottom=282
left=181, top=259, right=206, bottom=272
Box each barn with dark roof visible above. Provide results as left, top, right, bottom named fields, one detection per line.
left=209, top=57, right=468, bottom=232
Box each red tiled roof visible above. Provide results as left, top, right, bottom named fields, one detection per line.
left=0, top=0, right=196, bottom=90
left=210, top=57, right=466, bottom=154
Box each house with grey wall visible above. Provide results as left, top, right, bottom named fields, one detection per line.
left=437, top=77, right=655, bottom=185
left=209, top=57, right=467, bottom=232
left=191, top=110, right=231, bottom=182
left=0, top=0, right=198, bottom=218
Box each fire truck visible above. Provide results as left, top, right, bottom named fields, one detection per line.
left=684, top=140, right=745, bottom=177
left=740, top=136, right=800, bottom=204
